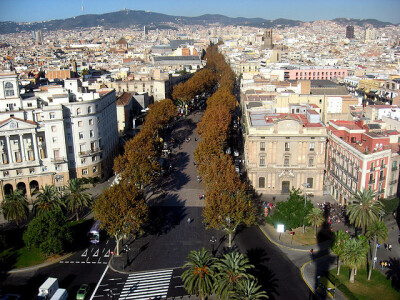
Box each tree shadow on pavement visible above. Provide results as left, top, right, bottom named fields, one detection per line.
left=246, top=247, right=279, bottom=299
left=386, top=257, right=400, bottom=291
left=141, top=203, right=187, bottom=237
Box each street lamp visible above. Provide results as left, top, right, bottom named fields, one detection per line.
left=302, top=183, right=310, bottom=233
left=226, top=217, right=232, bottom=247
left=123, top=244, right=130, bottom=270
left=210, top=236, right=217, bottom=256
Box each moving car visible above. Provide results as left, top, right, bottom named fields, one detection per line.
left=76, top=284, right=90, bottom=300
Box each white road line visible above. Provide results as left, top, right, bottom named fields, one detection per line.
left=89, top=264, right=109, bottom=300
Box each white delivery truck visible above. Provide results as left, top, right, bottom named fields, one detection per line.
left=37, top=277, right=59, bottom=300
left=50, top=288, right=68, bottom=300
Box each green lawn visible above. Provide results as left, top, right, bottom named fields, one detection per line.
left=14, top=246, right=47, bottom=269
left=328, top=266, right=400, bottom=299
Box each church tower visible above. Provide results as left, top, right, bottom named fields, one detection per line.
left=263, top=29, right=274, bottom=50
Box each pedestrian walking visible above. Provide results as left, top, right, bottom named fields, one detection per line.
left=310, top=248, right=314, bottom=255
left=380, top=261, right=384, bottom=269
left=384, top=243, right=388, bottom=250
left=187, top=218, right=191, bottom=224
left=388, top=244, right=392, bottom=251
left=384, top=261, right=388, bottom=268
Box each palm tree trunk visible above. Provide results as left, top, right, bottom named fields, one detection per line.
left=368, top=236, right=377, bottom=280
left=337, top=257, right=341, bottom=275
left=228, top=233, right=232, bottom=248
left=350, top=267, right=355, bottom=283
left=355, top=267, right=357, bottom=276
left=76, top=210, right=79, bottom=221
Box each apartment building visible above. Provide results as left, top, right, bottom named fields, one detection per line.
left=0, top=73, right=118, bottom=202
left=244, top=107, right=327, bottom=196
left=326, top=120, right=400, bottom=204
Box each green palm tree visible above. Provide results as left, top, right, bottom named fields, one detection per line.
left=1, top=189, right=29, bottom=226
left=366, top=220, right=388, bottom=280
left=306, top=208, right=325, bottom=237
left=231, top=278, right=268, bottom=299
left=181, top=248, right=216, bottom=300
left=33, top=185, right=64, bottom=216
left=332, top=230, right=350, bottom=275
left=347, top=189, right=385, bottom=235
left=65, top=178, right=92, bottom=221
left=341, top=237, right=369, bottom=283
left=214, top=251, right=255, bottom=299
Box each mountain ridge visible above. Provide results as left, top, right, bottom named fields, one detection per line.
left=0, top=9, right=396, bottom=34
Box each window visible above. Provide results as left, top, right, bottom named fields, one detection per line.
left=309, top=142, right=315, bottom=151
left=88, top=106, right=92, bottom=113
left=90, top=130, right=94, bottom=138
left=284, top=155, right=290, bottom=166
left=308, top=157, right=314, bottom=167
left=89, top=119, right=94, bottom=125
left=259, top=177, right=265, bottom=188
left=53, top=149, right=60, bottom=160
left=93, top=166, right=98, bottom=173
left=27, top=103, right=32, bottom=107
left=52, top=137, right=57, bottom=143
left=260, top=156, right=265, bottom=166
left=55, top=165, right=61, bottom=171
left=285, top=142, right=290, bottom=151
left=78, top=121, right=83, bottom=127
left=260, top=142, right=265, bottom=151
left=81, top=158, right=86, bottom=164
left=82, top=169, right=88, bottom=175
left=306, top=177, right=314, bottom=189
left=13, top=139, right=18, bottom=144
left=92, top=155, right=97, bottom=162
left=76, top=108, right=82, bottom=115
left=15, top=152, right=22, bottom=162
left=79, top=132, right=84, bottom=139
left=392, top=161, right=398, bottom=170
left=4, top=82, right=14, bottom=97
left=51, top=125, right=57, bottom=132
left=49, top=112, right=55, bottom=119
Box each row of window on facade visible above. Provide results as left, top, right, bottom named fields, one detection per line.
left=295, top=71, right=343, bottom=76
left=258, top=177, right=314, bottom=189
left=2, top=165, right=62, bottom=177
left=259, top=155, right=315, bottom=167
left=259, top=142, right=315, bottom=152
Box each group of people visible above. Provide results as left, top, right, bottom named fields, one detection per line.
left=380, top=260, right=392, bottom=269
left=317, top=202, right=347, bottom=225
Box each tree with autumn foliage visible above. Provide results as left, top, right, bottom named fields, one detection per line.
left=202, top=158, right=257, bottom=247
left=92, top=183, right=149, bottom=256
left=113, top=99, right=176, bottom=188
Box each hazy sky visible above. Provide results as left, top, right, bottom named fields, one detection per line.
left=1, top=0, right=399, bottom=24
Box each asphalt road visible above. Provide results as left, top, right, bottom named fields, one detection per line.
left=0, top=236, right=115, bottom=299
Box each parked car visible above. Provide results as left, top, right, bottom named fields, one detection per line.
left=76, top=284, right=90, bottom=300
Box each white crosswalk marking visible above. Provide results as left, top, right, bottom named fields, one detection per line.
left=118, top=269, right=173, bottom=300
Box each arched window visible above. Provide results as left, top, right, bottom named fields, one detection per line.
left=4, top=82, right=14, bottom=97
left=76, top=108, right=82, bottom=115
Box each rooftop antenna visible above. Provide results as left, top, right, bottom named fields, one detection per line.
left=82, top=0, right=84, bottom=14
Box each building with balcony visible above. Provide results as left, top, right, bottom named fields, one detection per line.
left=0, top=73, right=118, bottom=202
left=326, top=120, right=400, bottom=204
left=243, top=106, right=327, bottom=196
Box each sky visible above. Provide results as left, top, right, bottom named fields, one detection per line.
left=0, top=0, right=399, bottom=24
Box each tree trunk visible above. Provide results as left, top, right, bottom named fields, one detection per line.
left=368, top=236, right=377, bottom=280
left=355, top=267, right=357, bottom=276
left=350, top=267, right=355, bottom=283
left=337, top=257, right=341, bottom=276
left=76, top=211, right=79, bottom=221
left=314, top=224, right=317, bottom=238
left=115, top=234, right=122, bottom=256
left=228, top=233, right=232, bottom=248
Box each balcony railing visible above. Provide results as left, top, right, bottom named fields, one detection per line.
left=381, top=164, right=386, bottom=169
left=392, top=166, right=398, bottom=171
left=78, top=147, right=102, bottom=157
left=370, top=167, right=375, bottom=171
left=390, top=180, right=398, bottom=185
left=379, top=176, right=386, bottom=182
left=51, top=156, right=66, bottom=163
left=368, top=179, right=375, bottom=185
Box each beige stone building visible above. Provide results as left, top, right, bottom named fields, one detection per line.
left=244, top=107, right=327, bottom=196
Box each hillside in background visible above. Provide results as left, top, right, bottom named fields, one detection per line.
left=0, top=9, right=396, bottom=34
